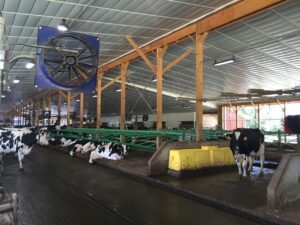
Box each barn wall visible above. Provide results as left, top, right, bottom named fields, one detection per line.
left=101, top=112, right=217, bottom=129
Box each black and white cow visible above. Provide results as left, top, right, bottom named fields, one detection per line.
left=38, top=126, right=76, bottom=148
left=89, top=142, right=128, bottom=163
left=229, top=128, right=265, bottom=177
left=69, top=140, right=105, bottom=156
left=0, top=127, right=38, bottom=170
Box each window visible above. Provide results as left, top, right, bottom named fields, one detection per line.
left=237, top=105, right=257, bottom=128
left=223, top=106, right=237, bottom=130
left=260, top=103, right=284, bottom=132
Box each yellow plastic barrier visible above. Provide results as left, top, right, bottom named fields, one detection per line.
left=169, top=146, right=235, bottom=171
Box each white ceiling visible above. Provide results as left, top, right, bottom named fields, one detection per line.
left=1, top=0, right=300, bottom=116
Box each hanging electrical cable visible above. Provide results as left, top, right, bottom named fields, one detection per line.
left=127, top=73, right=155, bottom=114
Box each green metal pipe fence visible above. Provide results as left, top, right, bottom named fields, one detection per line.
left=51, top=128, right=298, bottom=152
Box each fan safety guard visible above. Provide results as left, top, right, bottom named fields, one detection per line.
left=35, top=26, right=100, bottom=92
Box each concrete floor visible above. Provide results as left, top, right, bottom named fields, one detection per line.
left=47, top=145, right=300, bottom=225
left=1, top=146, right=266, bottom=225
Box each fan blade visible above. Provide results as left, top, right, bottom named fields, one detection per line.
left=78, top=62, right=96, bottom=68
left=50, top=65, right=63, bottom=76
left=52, top=65, right=67, bottom=80
left=78, top=54, right=98, bottom=60
left=50, top=39, right=65, bottom=57
left=72, top=67, right=85, bottom=82
left=78, top=48, right=87, bottom=57
left=76, top=66, right=90, bottom=80
left=68, top=66, right=72, bottom=85
left=44, top=58, right=64, bottom=63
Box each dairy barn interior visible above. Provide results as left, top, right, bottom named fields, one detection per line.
left=1, top=0, right=300, bottom=224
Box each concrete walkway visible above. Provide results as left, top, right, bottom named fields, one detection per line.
left=1, top=146, right=267, bottom=225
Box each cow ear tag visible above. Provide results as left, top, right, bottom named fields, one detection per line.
left=244, top=137, right=247, bottom=141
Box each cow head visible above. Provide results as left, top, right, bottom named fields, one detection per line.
left=229, top=131, right=241, bottom=154
left=112, top=144, right=127, bottom=156
left=122, top=144, right=128, bottom=155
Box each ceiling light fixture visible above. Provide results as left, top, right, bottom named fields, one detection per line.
left=57, top=19, right=69, bottom=31
left=25, top=62, right=35, bottom=69
left=1, top=95, right=5, bottom=98
left=13, top=79, right=20, bottom=84
left=92, top=95, right=97, bottom=98
left=115, top=86, right=121, bottom=92
left=213, top=56, right=236, bottom=66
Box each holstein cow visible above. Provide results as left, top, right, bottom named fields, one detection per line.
left=89, top=142, right=128, bottom=163
left=0, top=127, right=38, bottom=170
left=38, top=126, right=76, bottom=147
left=229, top=128, right=265, bottom=177
left=69, top=140, right=94, bottom=156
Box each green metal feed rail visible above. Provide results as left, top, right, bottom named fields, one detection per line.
left=51, top=128, right=293, bottom=152
left=51, top=128, right=230, bottom=152
left=52, top=128, right=193, bottom=152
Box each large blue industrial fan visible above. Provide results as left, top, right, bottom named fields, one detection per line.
left=35, top=26, right=99, bottom=92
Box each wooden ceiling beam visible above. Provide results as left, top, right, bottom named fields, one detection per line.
left=99, top=0, right=286, bottom=73
left=102, top=75, right=122, bottom=92
left=71, top=93, right=80, bottom=99
left=163, top=50, right=192, bottom=74
left=126, top=36, right=157, bottom=75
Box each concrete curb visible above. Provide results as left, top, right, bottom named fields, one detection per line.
left=43, top=145, right=297, bottom=225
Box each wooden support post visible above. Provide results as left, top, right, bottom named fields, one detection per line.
left=80, top=92, right=84, bottom=128
left=36, top=100, right=40, bottom=126
left=22, top=106, right=24, bottom=126
left=283, top=101, right=287, bottom=144
left=156, top=47, right=166, bottom=148
left=217, top=105, right=222, bottom=129
left=195, top=32, right=208, bottom=141
left=18, top=108, right=20, bottom=126
left=97, top=72, right=103, bottom=129
left=120, top=62, right=129, bottom=143
left=57, top=92, right=61, bottom=125
left=30, top=101, right=34, bottom=126
left=235, top=106, right=238, bottom=129
left=127, top=36, right=157, bottom=75
left=48, top=95, right=51, bottom=125
left=257, top=104, right=260, bottom=129
left=42, top=97, right=46, bottom=126
left=67, top=92, right=71, bottom=127
left=43, top=97, right=46, bottom=111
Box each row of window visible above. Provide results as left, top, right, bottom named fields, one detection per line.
left=222, top=102, right=300, bottom=131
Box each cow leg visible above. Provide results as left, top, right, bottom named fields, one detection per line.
left=89, top=151, right=94, bottom=164
left=0, top=153, right=3, bottom=175
left=242, top=155, right=248, bottom=177
left=18, top=151, right=24, bottom=170
left=248, top=156, right=253, bottom=172
left=69, top=150, right=74, bottom=157
left=259, top=143, right=265, bottom=174
left=234, top=154, right=242, bottom=175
